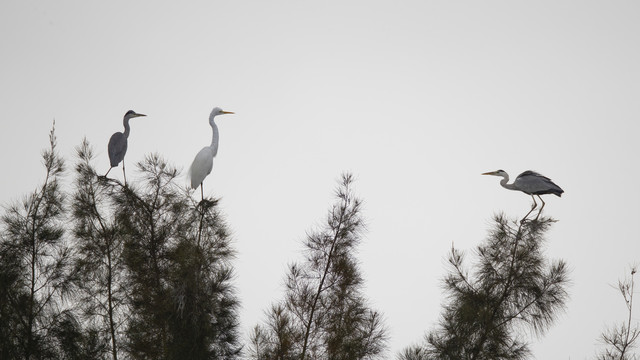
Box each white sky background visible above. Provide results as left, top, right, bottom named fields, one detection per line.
left=1, top=1, right=639, bottom=358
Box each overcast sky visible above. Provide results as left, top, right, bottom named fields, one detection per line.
left=1, top=1, right=639, bottom=358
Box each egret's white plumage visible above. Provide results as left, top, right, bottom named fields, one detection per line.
left=189, top=107, right=234, bottom=200
left=190, top=147, right=215, bottom=189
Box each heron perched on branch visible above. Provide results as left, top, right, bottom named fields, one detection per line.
left=482, top=170, right=564, bottom=220
left=189, top=107, right=234, bottom=201
left=105, top=110, right=147, bottom=185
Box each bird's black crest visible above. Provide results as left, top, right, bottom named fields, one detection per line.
left=125, top=110, right=136, bottom=116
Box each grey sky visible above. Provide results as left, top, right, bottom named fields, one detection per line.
left=1, top=1, right=639, bottom=358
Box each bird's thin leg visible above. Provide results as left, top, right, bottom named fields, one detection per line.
left=122, top=161, right=127, bottom=186
left=530, top=195, right=538, bottom=209
left=200, top=183, right=204, bottom=202
left=534, top=195, right=546, bottom=220
left=522, top=195, right=538, bottom=223
left=105, top=167, right=112, bottom=177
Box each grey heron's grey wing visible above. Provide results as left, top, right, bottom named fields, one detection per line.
left=107, top=132, right=128, bottom=167
left=515, top=171, right=563, bottom=195
left=516, top=170, right=551, bottom=182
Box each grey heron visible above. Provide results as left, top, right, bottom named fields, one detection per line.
left=104, top=110, right=147, bottom=185
left=189, top=107, right=234, bottom=201
left=482, top=170, right=564, bottom=220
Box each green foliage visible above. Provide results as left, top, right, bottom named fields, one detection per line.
left=0, top=234, right=24, bottom=359
left=49, top=310, right=110, bottom=360
left=110, top=154, right=241, bottom=359
left=403, top=215, right=570, bottom=360
left=71, top=139, right=128, bottom=360
left=249, top=305, right=300, bottom=360
left=0, top=123, right=75, bottom=359
left=396, top=346, right=429, bottom=360
left=249, top=174, right=388, bottom=360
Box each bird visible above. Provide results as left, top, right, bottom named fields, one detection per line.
left=189, top=107, right=234, bottom=201
left=105, top=110, right=147, bottom=185
left=482, top=170, right=564, bottom=220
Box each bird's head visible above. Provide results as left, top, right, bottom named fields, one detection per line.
left=124, top=110, right=147, bottom=119
left=209, top=107, right=234, bottom=124
left=482, top=170, right=507, bottom=177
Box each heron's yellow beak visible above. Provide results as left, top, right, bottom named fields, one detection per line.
left=221, top=111, right=234, bottom=115
left=135, top=113, right=147, bottom=117
left=481, top=171, right=495, bottom=176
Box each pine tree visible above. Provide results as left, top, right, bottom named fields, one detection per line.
left=400, top=215, right=569, bottom=360
left=249, top=173, right=387, bottom=360
left=71, top=139, right=128, bottom=360
left=105, top=154, right=241, bottom=359
left=48, top=310, right=109, bottom=360
left=0, top=123, right=75, bottom=359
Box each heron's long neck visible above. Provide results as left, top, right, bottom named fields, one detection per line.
left=123, top=117, right=131, bottom=138
left=210, top=120, right=219, bottom=156
left=499, top=176, right=518, bottom=191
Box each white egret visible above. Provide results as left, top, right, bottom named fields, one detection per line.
left=482, top=170, right=564, bottom=220
left=105, top=110, right=147, bottom=185
left=189, top=107, right=234, bottom=200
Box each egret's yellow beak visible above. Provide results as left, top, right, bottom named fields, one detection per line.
left=221, top=111, right=234, bottom=115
